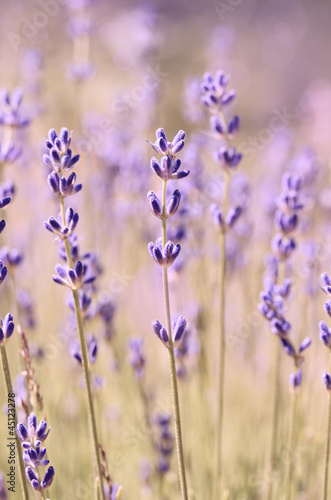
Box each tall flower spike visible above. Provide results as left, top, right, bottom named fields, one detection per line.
left=201, top=70, right=243, bottom=500
left=146, top=128, right=189, bottom=500
left=43, top=127, right=106, bottom=499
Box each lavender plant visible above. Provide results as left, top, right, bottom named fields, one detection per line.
left=0, top=195, right=30, bottom=499
left=146, top=128, right=189, bottom=500
left=201, top=70, right=242, bottom=498
left=259, top=173, right=309, bottom=499
left=43, top=127, right=106, bottom=500
left=318, top=272, right=331, bottom=500
left=16, top=413, right=54, bottom=498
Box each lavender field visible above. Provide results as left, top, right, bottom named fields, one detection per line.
left=1, top=0, right=331, bottom=499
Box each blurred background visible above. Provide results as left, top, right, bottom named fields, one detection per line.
left=0, top=0, right=331, bottom=499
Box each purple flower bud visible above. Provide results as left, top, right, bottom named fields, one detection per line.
left=28, top=413, right=37, bottom=436
left=150, top=157, right=164, bottom=179
left=16, top=423, right=29, bottom=441
left=156, top=128, right=167, bottom=141
left=25, top=467, right=39, bottom=490
left=319, top=321, right=331, bottom=347
left=171, top=139, right=185, bottom=155
left=0, top=196, right=11, bottom=209
left=323, top=372, right=331, bottom=392
left=280, top=337, right=296, bottom=357
left=298, top=337, right=311, bottom=353
left=226, top=206, right=242, bottom=228
left=166, top=190, right=181, bottom=217
left=210, top=204, right=223, bottom=230
left=147, top=191, right=162, bottom=219
left=221, top=90, right=236, bottom=105
left=152, top=320, right=169, bottom=347
left=228, top=115, right=240, bottom=135
left=289, top=370, right=302, bottom=393
left=211, top=116, right=225, bottom=135
left=36, top=420, right=50, bottom=442
left=173, top=316, right=187, bottom=345
left=41, top=466, right=55, bottom=489
left=0, top=313, right=14, bottom=345
left=172, top=130, right=186, bottom=145
left=324, top=301, right=331, bottom=317
left=47, top=172, right=60, bottom=195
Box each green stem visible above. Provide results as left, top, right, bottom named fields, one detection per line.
left=60, top=196, right=105, bottom=500
left=284, top=392, right=298, bottom=500
left=161, top=180, right=188, bottom=500
left=266, top=340, right=281, bottom=500
left=212, top=169, right=230, bottom=500
left=322, top=390, right=331, bottom=500
left=0, top=345, right=29, bottom=500
left=266, top=260, right=286, bottom=500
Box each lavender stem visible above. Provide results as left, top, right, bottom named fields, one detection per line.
left=0, top=345, right=30, bottom=500
left=213, top=168, right=230, bottom=499
left=266, top=260, right=286, bottom=500
left=284, top=392, right=297, bottom=500
left=161, top=179, right=188, bottom=500
left=59, top=195, right=105, bottom=500
left=322, top=368, right=331, bottom=500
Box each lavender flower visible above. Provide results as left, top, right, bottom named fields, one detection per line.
left=71, top=335, right=98, bottom=365
left=0, top=88, right=30, bottom=127
left=322, top=372, right=331, bottom=392
left=148, top=239, right=181, bottom=268
left=47, top=171, right=82, bottom=197
left=0, top=247, right=23, bottom=270
left=52, top=261, right=95, bottom=289
left=272, top=173, right=303, bottom=261
left=0, top=314, right=14, bottom=346
left=44, top=207, right=79, bottom=241
left=154, top=413, right=174, bottom=475
left=16, top=413, right=54, bottom=492
left=127, top=338, right=145, bottom=381
left=43, top=128, right=79, bottom=173
left=146, top=127, right=189, bottom=498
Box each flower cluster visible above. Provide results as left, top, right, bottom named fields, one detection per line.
left=201, top=70, right=243, bottom=233
left=154, top=413, right=174, bottom=474
left=0, top=88, right=30, bottom=128
left=259, top=173, right=310, bottom=391
left=201, top=71, right=241, bottom=167
left=319, top=270, right=331, bottom=391
left=16, top=413, right=54, bottom=492
left=127, top=338, right=145, bottom=381
left=147, top=128, right=188, bottom=349
left=272, top=173, right=303, bottom=260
